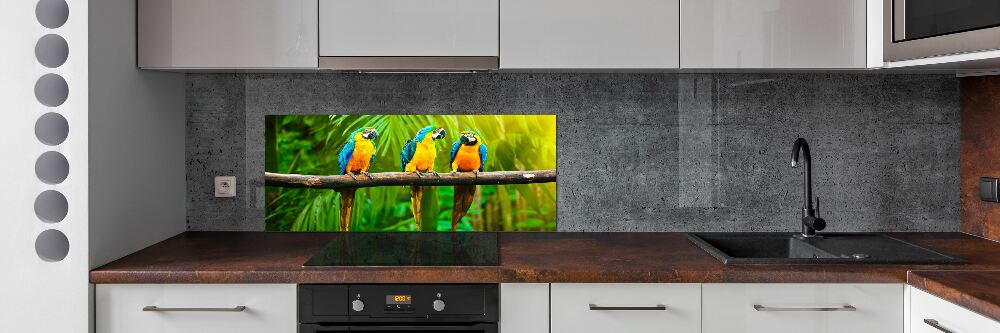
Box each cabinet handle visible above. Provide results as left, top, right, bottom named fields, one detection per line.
left=753, top=305, right=856, bottom=312
left=923, top=319, right=954, bottom=333
left=142, top=306, right=247, bottom=312
left=588, top=304, right=667, bottom=311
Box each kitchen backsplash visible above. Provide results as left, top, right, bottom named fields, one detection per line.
left=186, top=73, right=959, bottom=232
left=960, top=76, right=1000, bottom=242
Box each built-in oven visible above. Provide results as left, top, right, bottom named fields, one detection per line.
left=885, top=0, right=1000, bottom=61
left=299, top=284, right=498, bottom=333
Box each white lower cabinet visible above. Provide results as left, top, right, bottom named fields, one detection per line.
left=551, top=283, right=701, bottom=333
left=909, top=287, right=1000, bottom=333
left=702, top=284, right=904, bottom=333
left=500, top=283, right=549, bottom=333
left=95, top=284, right=296, bottom=333
left=96, top=282, right=1000, bottom=333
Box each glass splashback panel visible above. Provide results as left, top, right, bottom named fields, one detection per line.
left=264, top=114, right=557, bottom=232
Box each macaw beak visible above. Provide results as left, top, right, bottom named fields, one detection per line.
left=432, top=128, right=446, bottom=140
left=363, top=130, right=377, bottom=140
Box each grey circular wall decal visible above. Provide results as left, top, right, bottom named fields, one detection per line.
left=35, top=151, right=69, bottom=184
left=35, top=229, right=70, bottom=262
left=34, top=190, right=68, bottom=223
left=36, top=0, right=69, bottom=29
left=35, top=112, right=69, bottom=146
left=35, top=34, right=69, bottom=68
left=34, top=73, right=69, bottom=107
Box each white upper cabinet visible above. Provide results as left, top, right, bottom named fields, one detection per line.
left=500, top=0, right=680, bottom=69
left=681, top=0, right=876, bottom=69
left=138, top=0, right=318, bottom=69
left=319, top=0, right=499, bottom=57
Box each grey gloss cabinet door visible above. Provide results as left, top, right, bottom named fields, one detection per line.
left=501, top=0, right=680, bottom=69
left=680, top=0, right=873, bottom=69
left=138, top=0, right=318, bottom=69
left=318, top=0, right=500, bottom=57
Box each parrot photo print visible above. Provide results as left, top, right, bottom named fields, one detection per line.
left=264, top=115, right=557, bottom=232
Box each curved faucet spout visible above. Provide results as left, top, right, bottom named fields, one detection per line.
left=791, top=138, right=824, bottom=237
left=791, top=138, right=813, bottom=213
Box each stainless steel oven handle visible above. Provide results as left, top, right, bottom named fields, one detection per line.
left=341, top=323, right=496, bottom=331
left=589, top=304, right=667, bottom=311
left=753, top=304, right=856, bottom=312
left=143, top=305, right=247, bottom=312
left=923, top=319, right=955, bottom=333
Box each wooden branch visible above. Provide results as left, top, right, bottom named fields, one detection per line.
left=265, top=169, right=557, bottom=190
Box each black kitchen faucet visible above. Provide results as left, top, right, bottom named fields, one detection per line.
left=791, top=138, right=826, bottom=237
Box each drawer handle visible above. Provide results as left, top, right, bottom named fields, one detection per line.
left=923, top=319, right=954, bottom=333
left=753, top=305, right=856, bottom=312
left=589, top=304, right=667, bottom=311
left=142, top=306, right=247, bottom=312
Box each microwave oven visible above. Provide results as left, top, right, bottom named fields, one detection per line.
left=885, top=0, right=1000, bottom=62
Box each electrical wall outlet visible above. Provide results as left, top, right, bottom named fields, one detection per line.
left=215, top=176, right=236, bottom=198
left=980, top=177, right=999, bottom=202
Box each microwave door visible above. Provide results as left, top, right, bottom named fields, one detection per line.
left=895, top=0, right=1000, bottom=42
left=885, top=0, right=1000, bottom=61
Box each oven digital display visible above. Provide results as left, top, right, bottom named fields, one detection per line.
left=386, top=295, right=412, bottom=305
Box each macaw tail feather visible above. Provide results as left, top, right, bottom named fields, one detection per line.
left=451, top=185, right=477, bottom=231
left=410, top=186, right=424, bottom=230
left=338, top=188, right=355, bottom=232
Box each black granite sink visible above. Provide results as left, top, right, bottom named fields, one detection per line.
left=687, top=233, right=966, bottom=265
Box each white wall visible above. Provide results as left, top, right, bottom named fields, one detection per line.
left=1, top=0, right=185, bottom=331
left=88, top=0, right=186, bottom=270
left=0, top=0, right=90, bottom=331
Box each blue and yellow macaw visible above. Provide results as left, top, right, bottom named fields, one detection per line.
left=449, top=131, right=487, bottom=231
left=337, top=127, right=378, bottom=231
left=399, top=126, right=446, bottom=230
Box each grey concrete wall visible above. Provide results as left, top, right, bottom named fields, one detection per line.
left=186, top=73, right=960, bottom=232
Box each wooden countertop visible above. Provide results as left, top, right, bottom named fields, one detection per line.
left=908, top=270, right=1000, bottom=322
left=90, top=232, right=1000, bottom=284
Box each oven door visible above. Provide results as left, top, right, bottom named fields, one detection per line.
left=300, top=323, right=498, bottom=333
left=885, top=0, right=1000, bottom=61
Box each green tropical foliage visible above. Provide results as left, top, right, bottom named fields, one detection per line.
left=264, top=115, right=557, bottom=232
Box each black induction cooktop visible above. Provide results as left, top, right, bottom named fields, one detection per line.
left=303, top=232, right=500, bottom=266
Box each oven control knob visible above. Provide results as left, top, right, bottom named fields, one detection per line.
left=432, top=299, right=446, bottom=312
left=351, top=299, right=365, bottom=312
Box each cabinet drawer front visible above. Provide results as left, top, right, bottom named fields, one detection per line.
left=551, top=283, right=701, bottom=333
left=910, top=287, right=1000, bottom=333
left=703, top=284, right=903, bottom=333
left=319, top=0, right=499, bottom=57
left=96, top=284, right=296, bottom=333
